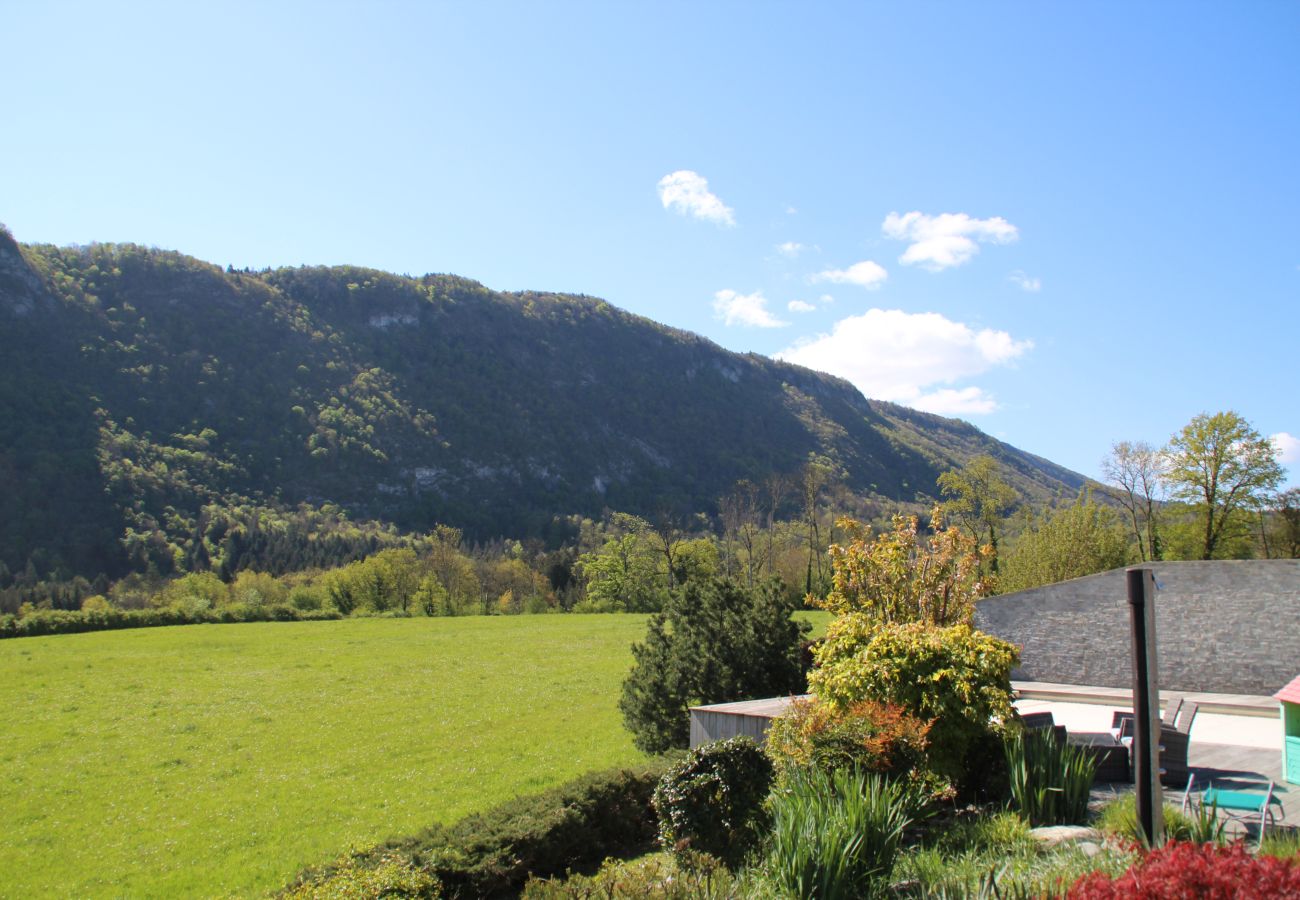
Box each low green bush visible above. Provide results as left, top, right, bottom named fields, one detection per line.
left=1005, top=728, right=1097, bottom=826
left=930, top=809, right=1036, bottom=857
left=895, top=808, right=1134, bottom=898
left=521, top=851, right=739, bottom=899
left=1095, top=794, right=1202, bottom=845
left=0, top=603, right=342, bottom=639
left=281, top=850, right=439, bottom=898
left=653, top=737, right=773, bottom=869
left=763, top=766, right=923, bottom=899
left=288, top=584, right=327, bottom=611
left=1261, top=829, right=1300, bottom=862
left=295, top=760, right=676, bottom=899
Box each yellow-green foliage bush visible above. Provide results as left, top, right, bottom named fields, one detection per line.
left=817, top=508, right=987, bottom=626
left=282, top=850, right=438, bottom=899
left=230, top=569, right=288, bottom=608
left=80, top=594, right=112, bottom=613
left=522, top=852, right=735, bottom=899
left=810, top=621, right=1018, bottom=783
left=764, top=696, right=930, bottom=782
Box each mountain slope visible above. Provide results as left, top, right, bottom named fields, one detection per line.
left=0, top=229, right=1087, bottom=579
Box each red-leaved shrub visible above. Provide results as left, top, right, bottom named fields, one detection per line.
left=763, top=696, right=930, bottom=781
left=1068, top=840, right=1300, bottom=899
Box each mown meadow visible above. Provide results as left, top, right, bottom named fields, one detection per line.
left=0, top=613, right=828, bottom=897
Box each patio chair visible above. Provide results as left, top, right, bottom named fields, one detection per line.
left=1116, top=701, right=1197, bottom=786
left=1158, top=701, right=1197, bottom=787
left=1020, top=711, right=1055, bottom=730
left=1181, top=773, right=1286, bottom=841
left=1162, top=696, right=1185, bottom=728
left=1111, top=695, right=1183, bottom=737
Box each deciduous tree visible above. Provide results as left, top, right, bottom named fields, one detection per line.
left=999, top=491, right=1132, bottom=592
left=1163, top=411, right=1284, bottom=560
left=816, top=506, right=988, bottom=626
left=937, top=454, right=1016, bottom=575
left=1100, top=440, right=1166, bottom=561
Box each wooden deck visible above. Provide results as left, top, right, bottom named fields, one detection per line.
left=1015, top=680, right=1281, bottom=718
left=1093, top=741, right=1296, bottom=831
left=689, top=685, right=1296, bottom=830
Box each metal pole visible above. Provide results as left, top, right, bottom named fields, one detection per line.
left=1127, top=567, right=1164, bottom=845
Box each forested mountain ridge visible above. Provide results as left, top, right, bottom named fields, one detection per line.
left=0, top=227, right=1086, bottom=581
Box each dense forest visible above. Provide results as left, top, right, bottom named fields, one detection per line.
left=0, top=227, right=1090, bottom=593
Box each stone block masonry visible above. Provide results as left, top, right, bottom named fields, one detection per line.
left=974, top=560, right=1300, bottom=696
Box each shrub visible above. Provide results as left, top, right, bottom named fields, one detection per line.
left=1261, top=829, right=1300, bottom=862
left=1005, top=727, right=1097, bottom=826
left=521, top=851, right=736, bottom=899
left=764, top=767, right=923, bottom=899
left=764, top=696, right=929, bottom=782
left=371, top=760, right=674, bottom=898
left=817, top=508, right=987, bottom=626
left=80, top=595, right=112, bottom=613
left=282, top=850, right=439, bottom=898
left=230, top=569, right=288, bottom=608
left=288, top=585, right=327, bottom=611
left=653, top=737, right=774, bottom=869
left=620, top=576, right=809, bottom=753
left=0, top=602, right=343, bottom=639
left=1068, top=841, right=1300, bottom=898
left=809, top=620, right=1018, bottom=785
left=1095, top=794, right=1207, bottom=845
left=931, top=809, right=1036, bottom=857
left=895, top=808, right=1135, bottom=898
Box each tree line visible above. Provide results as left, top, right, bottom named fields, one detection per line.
left=939, top=410, right=1295, bottom=595
left=5, top=410, right=1293, bottom=622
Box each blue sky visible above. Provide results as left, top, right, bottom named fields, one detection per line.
left=4, top=2, right=1298, bottom=485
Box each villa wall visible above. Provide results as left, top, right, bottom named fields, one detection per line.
left=973, top=560, right=1300, bottom=696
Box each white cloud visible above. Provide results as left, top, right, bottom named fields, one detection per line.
left=657, top=170, right=735, bottom=226
left=713, top=289, right=787, bottom=328
left=812, top=260, right=888, bottom=289
left=788, top=299, right=816, bottom=313
left=911, top=387, right=999, bottom=416
left=882, top=211, right=1019, bottom=271
left=1008, top=270, right=1042, bottom=292
left=1272, top=432, right=1300, bottom=464
left=776, top=308, right=1032, bottom=415
left=820, top=294, right=835, bottom=304
left=776, top=241, right=804, bottom=258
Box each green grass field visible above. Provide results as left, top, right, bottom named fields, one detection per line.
left=0, top=611, right=828, bottom=897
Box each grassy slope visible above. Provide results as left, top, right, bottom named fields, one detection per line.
left=1, top=616, right=650, bottom=897
left=0, top=612, right=829, bottom=897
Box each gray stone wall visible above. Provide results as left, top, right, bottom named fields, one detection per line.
left=973, top=560, right=1300, bottom=696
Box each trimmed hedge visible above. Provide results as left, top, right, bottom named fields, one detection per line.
left=286, top=759, right=677, bottom=899
left=0, top=604, right=343, bottom=639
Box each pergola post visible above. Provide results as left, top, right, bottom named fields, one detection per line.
left=1127, top=567, right=1164, bottom=845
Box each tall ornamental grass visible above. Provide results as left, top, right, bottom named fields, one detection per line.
left=764, top=767, right=922, bottom=899
left=1005, top=728, right=1097, bottom=826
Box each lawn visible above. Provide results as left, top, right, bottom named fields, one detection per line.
left=0, top=611, right=828, bottom=897
left=0, top=615, right=653, bottom=897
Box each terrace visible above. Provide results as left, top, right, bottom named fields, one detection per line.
left=690, top=680, right=1296, bottom=830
